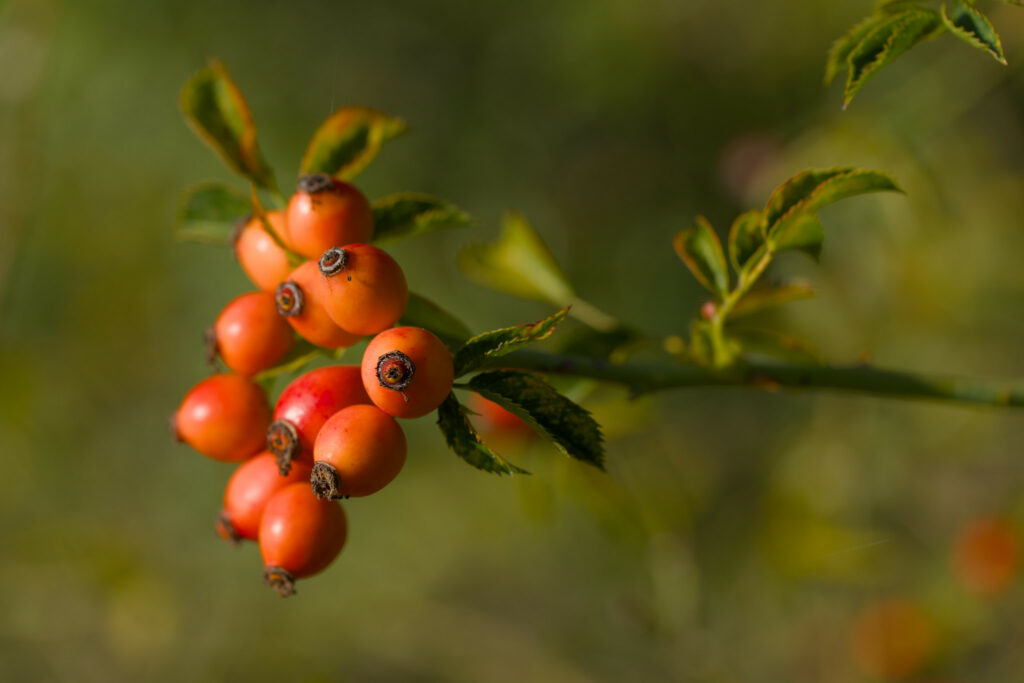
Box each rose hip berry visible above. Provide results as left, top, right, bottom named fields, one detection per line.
left=312, top=404, right=407, bottom=499
left=275, top=261, right=361, bottom=349
left=267, top=365, right=370, bottom=474
left=361, top=326, right=454, bottom=419
left=233, top=211, right=293, bottom=292
left=318, top=244, right=408, bottom=336
left=285, top=174, right=373, bottom=259
left=173, top=373, right=270, bottom=462
left=259, top=483, right=348, bottom=597
left=209, top=291, right=294, bottom=375
left=216, top=452, right=313, bottom=543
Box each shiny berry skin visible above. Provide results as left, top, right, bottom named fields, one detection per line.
left=210, top=291, right=294, bottom=375
left=312, top=405, right=407, bottom=499
left=267, top=365, right=370, bottom=474
left=259, top=483, right=348, bottom=597
left=173, top=373, right=270, bottom=462
left=275, top=261, right=361, bottom=349
left=233, top=211, right=293, bottom=292
left=361, top=327, right=454, bottom=419
left=216, top=452, right=312, bottom=543
left=285, top=174, right=373, bottom=259
left=318, top=244, right=408, bottom=336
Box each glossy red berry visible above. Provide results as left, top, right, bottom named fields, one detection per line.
left=267, top=365, right=370, bottom=474
left=259, top=483, right=348, bottom=597
left=318, top=244, right=408, bottom=335
left=285, top=174, right=373, bottom=259
left=275, top=261, right=361, bottom=349
left=209, top=291, right=294, bottom=375
left=233, top=211, right=293, bottom=292
left=173, top=373, right=270, bottom=462
left=312, top=405, right=407, bottom=499
left=361, top=326, right=454, bottom=419
left=216, top=452, right=313, bottom=543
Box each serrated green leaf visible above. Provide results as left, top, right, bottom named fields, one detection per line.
left=825, top=15, right=887, bottom=85
left=729, top=328, right=821, bottom=364
left=300, top=106, right=407, bottom=181
left=371, top=193, right=472, bottom=246
left=454, top=307, right=569, bottom=376
left=770, top=213, right=825, bottom=261
left=728, top=209, right=766, bottom=271
left=674, top=216, right=729, bottom=296
left=942, top=2, right=1007, bottom=64
left=399, top=292, right=472, bottom=350
left=180, top=61, right=277, bottom=190
left=763, top=168, right=852, bottom=229
left=844, top=9, right=943, bottom=107
left=468, top=370, right=605, bottom=469
left=174, top=184, right=250, bottom=245
left=437, top=393, right=528, bottom=475
left=458, top=212, right=575, bottom=306
left=730, top=282, right=816, bottom=319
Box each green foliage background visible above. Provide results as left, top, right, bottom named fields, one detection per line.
left=3, top=0, right=1024, bottom=680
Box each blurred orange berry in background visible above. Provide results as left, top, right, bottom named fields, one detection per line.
left=469, top=393, right=531, bottom=438
left=953, top=516, right=1019, bottom=597
left=850, top=598, right=936, bottom=680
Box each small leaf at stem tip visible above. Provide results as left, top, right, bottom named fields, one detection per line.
left=399, top=292, right=472, bottom=350
left=842, top=9, right=943, bottom=107
left=453, top=307, right=570, bottom=377
left=941, top=2, right=1007, bottom=64
left=458, top=212, right=575, bottom=306
left=436, top=393, right=528, bottom=475
left=468, top=370, right=605, bottom=470
left=825, top=14, right=887, bottom=85
left=728, top=209, right=765, bottom=272
left=371, top=193, right=472, bottom=246
left=179, top=60, right=277, bottom=190
left=730, top=282, right=816, bottom=319
left=674, top=216, right=729, bottom=296
left=769, top=213, right=825, bottom=261
left=174, top=183, right=250, bottom=245
left=300, top=106, right=407, bottom=181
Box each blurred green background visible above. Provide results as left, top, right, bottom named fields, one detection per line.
left=4, top=0, right=1024, bottom=680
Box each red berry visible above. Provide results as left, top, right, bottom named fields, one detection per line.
left=312, top=405, right=407, bottom=499
left=267, top=365, right=370, bottom=474
left=210, top=291, right=294, bottom=375
left=285, top=174, right=373, bottom=259
left=173, top=373, right=270, bottom=462
left=216, top=452, right=312, bottom=543
left=233, top=211, right=293, bottom=292
left=275, top=261, right=361, bottom=349
left=361, top=327, right=454, bottom=418
left=259, top=483, right=348, bottom=597
left=318, top=244, right=408, bottom=335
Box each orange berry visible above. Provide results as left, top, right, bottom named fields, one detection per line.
left=318, top=244, right=408, bottom=335
left=216, top=452, right=312, bottom=543
left=312, top=404, right=407, bottom=498
left=173, top=373, right=270, bottom=462
left=361, top=327, right=454, bottom=419
left=953, top=516, right=1019, bottom=597
left=850, top=599, right=936, bottom=680
left=210, top=291, right=294, bottom=375
left=275, top=261, right=361, bottom=349
left=233, top=211, right=292, bottom=292
left=285, top=174, right=373, bottom=259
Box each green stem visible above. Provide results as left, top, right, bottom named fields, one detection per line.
left=707, top=246, right=775, bottom=366
left=484, top=350, right=1024, bottom=408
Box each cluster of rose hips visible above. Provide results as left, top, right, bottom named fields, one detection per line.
left=172, top=174, right=454, bottom=596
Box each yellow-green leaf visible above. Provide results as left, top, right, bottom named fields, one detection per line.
left=300, top=106, right=407, bottom=181
left=454, top=307, right=569, bottom=377
left=769, top=213, right=825, bottom=261
left=728, top=209, right=766, bottom=271
left=941, top=1, right=1007, bottom=65
left=437, top=393, right=528, bottom=475
left=371, top=193, right=471, bottom=246
left=825, top=15, right=887, bottom=85
left=180, top=61, right=277, bottom=190
left=844, top=9, right=942, bottom=107
left=674, top=216, right=729, bottom=296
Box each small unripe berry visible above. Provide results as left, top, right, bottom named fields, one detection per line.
left=233, top=211, right=293, bottom=292
left=318, top=244, right=408, bottom=335
left=216, top=452, right=313, bottom=543
left=361, top=327, right=454, bottom=419
left=275, top=261, right=361, bottom=349
left=259, top=483, right=348, bottom=597
left=173, top=373, right=270, bottom=462
left=953, top=516, right=1019, bottom=597
left=285, top=174, right=373, bottom=259
left=209, top=291, right=294, bottom=375
left=312, top=405, right=407, bottom=499
left=267, top=365, right=370, bottom=474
